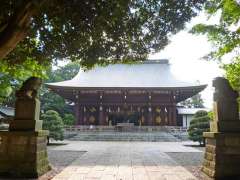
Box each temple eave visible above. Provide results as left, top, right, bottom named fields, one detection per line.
left=47, top=84, right=207, bottom=103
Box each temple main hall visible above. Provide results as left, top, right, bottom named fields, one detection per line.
left=47, top=60, right=206, bottom=126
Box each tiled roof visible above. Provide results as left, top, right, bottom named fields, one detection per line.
left=0, top=106, right=14, bottom=119
left=47, top=60, right=206, bottom=89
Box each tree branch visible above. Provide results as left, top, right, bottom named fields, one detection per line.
left=0, top=0, right=45, bottom=60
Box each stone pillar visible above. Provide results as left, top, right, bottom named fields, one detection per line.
left=0, top=131, right=50, bottom=178
left=10, top=98, right=42, bottom=131
left=147, top=107, right=153, bottom=126
left=202, top=77, right=240, bottom=179
left=0, top=77, right=50, bottom=178
left=202, top=132, right=240, bottom=178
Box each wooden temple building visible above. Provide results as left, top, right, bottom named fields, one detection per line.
left=47, top=60, right=207, bottom=126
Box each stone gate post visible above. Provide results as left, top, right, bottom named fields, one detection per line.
left=202, top=77, right=240, bottom=179
left=0, top=77, right=50, bottom=178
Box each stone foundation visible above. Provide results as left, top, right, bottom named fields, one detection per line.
left=202, top=132, right=240, bottom=179
left=0, top=130, right=50, bottom=178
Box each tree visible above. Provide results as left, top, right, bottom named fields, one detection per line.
left=0, top=1, right=205, bottom=67
left=42, top=110, right=64, bottom=144
left=0, top=59, right=48, bottom=105
left=191, top=1, right=240, bottom=62
left=188, top=110, right=210, bottom=146
left=63, top=114, right=75, bottom=126
left=180, top=94, right=205, bottom=108
left=191, top=1, right=240, bottom=89
left=0, top=1, right=206, bottom=105
left=224, top=58, right=240, bottom=91
left=40, top=62, right=80, bottom=119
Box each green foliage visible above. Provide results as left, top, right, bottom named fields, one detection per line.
left=188, top=110, right=210, bottom=145
left=63, top=114, right=75, bottom=126
left=40, top=62, right=80, bottom=124
left=191, top=0, right=240, bottom=61
left=180, top=94, right=205, bottom=108
left=208, top=111, right=214, bottom=120
left=46, top=62, right=80, bottom=82
left=223, top=58, right=240, bottom=106
left=0, top=58, right=48, bottom=105
left=42, top=110, right=64, bottom=142
left=191, top=0, right=240, bottom=99
left=1, top=1, right=205, bottom=69
left=223, top=57, right=240, bottom=91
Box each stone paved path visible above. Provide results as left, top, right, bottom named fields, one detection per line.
left=51, top=141, right=200, bottom=180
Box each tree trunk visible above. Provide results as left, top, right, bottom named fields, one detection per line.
left=0, top=0, right=45, bottom=60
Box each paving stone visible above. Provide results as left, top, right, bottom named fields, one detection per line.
left=51, top=141, right=199, bottom=180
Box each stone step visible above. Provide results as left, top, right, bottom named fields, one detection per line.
left=67, top=132, right=180, bottom=142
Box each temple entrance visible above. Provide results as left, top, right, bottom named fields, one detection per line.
left=108, top=111, right=140, bottom=126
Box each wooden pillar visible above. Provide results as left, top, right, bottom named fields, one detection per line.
left=78, top=106, right=84, bottom=125
left=84, top=106, right=89, bottom=125
left=172, top=104, right=177, bottom=126
left=147, top=92, right=153, bottom=126
left=74, top=102, right=80, bottom=125
left=168, top=106, right=173, bottom=126
left=166, top=107, right=170, bottom=126
left=98, top=106, right=105, bottom=125
left=168, top=105, right=177, bottom=126
left=74, top=96, right=85, bottom=125
left=164, top=107, right=168, bottom=126
left=160, top=106, right=165, bottom=126
left=148, top=106, right=153, bottom=126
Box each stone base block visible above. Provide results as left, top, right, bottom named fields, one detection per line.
left=0, top=130, right=50, bottom=178
left=202, top=132, right=240, bottom=179
left=15, top=98, right=40, bottom=121
left=210, top=121, right=240, bottom=132
left=9, top=120, right=42, bottom=131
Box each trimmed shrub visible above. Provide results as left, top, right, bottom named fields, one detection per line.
left=188, top=110, right=210, bottom=146
left=42, top=110, right=64, bottom=144
left=63, top=113, right=75, bottom=125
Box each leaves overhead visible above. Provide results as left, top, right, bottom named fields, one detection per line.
left=223, top=57, right=240, bottom=91
left=191, top=0, right=240, bottom=94
left=191, top=0, right=240, bottom=61
left=0, top=0, right=205, bottom=68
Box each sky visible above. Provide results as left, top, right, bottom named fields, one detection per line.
left=148, top=12, right=224, bottom=108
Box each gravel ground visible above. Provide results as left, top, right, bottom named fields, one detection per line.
left=167, top=147, right=211, bottom=180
